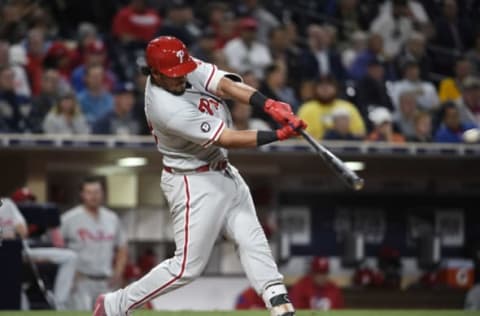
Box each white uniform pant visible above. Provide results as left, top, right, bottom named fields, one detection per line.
left=72, top=277, right=110, bottom=311
left=105, top=165, right=283, bottom=315
left=28, top=247, right=77, bottom=310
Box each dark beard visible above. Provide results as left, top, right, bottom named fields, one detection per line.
left=317, top=95, right=336, bottom=104
left=168, top=89, right=186, bottom=96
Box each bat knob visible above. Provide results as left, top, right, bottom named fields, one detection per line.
left=353, top=178, right=365, bottom=191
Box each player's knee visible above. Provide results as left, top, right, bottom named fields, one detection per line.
left=181, top=264, right=203, bottom=281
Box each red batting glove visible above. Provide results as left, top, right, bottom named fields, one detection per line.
left=264, top=99, right=294, bottom=125
left=276, top=118, right=307, bottom=140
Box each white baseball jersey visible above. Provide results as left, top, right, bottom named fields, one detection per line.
left=145, top=58, right=240, bottom=170
left=0, top=198, right=26, bottom=238
left=104, top=57, right=289, bottom=316
left=60, top=205, right=126, bottom=277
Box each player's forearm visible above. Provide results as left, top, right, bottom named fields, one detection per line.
left=114, top=246, right=128, bottom=277
left=216, top=129, right=259, bottom=148
left=217, top=77, right=256, bottom=104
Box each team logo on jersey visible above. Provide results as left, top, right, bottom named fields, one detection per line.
left=201, top=122, right=211, bottom=133
left=198, top=98, right=220, bottom=116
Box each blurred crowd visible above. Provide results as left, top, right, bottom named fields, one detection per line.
left=1, top=0, right=480, bottom=143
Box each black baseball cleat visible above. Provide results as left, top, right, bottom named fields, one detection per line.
left=269, top=294, right=296, bottom=316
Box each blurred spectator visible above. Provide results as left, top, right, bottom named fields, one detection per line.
left=259, top=63, right=299, bottom=112
left=92, top=82, right=141, bottom=135
left=235, top=0, right=280, bottom=44
left=268, top=25, right=301, bottom=89
left=190, top=28, right=217, bottom=63
left=298, top=24, right=346, bottom=82
left=393, top=91, right=418, bottom=138
left=230, top=100, right=270, bottom=131
left=456, top=76, right=480, bottom=126
left=30, top=69, right=68, bottom=132
left=8, top=44, right=31, bottom=97
left=70, top=22, right=99, bottom=69
left=297, top=76, right=365, bottom=140
left=112, top=0, right=161, bottom=44
left=131, top=68, right=149, bottom=135
left=370, top=0, right=415, bottom=59
left=349, top=33, right=395, bottom=81
left=77, top=64, right=114, bottom=125
left=390, top=61, right=439, bottom=111
left=43, top=41, right=75, bottom=80
left=0, top=65, right=33, bottom=133
left=465, top=283, right=480, bottom=310
left=0, top=0, right=36, bottom=43
left=223, top=17, right=272, bottom=79
left=378, top=0, right=430, bottom=29
left=467, top=33, right=480, bottom=75
left=61, top=176, right=127, bottom=311
left=156, top=0, right=199, bottom=47
left=298, top=80, right=316, bottom=104
left=242, top=70, right=260, bottom=90
left=332, top=0, right=365, bottom=44
left=353, top=263, right=385, bottom=288
left=407, top=111, right=432, bottom=142
left=355, top=59, right=393, bottom=129
left=431, top=0, right=475, bottom=75
left=377, top=246, right=402, bottom=288
left=324, top=107, right=362, bottom=141
left=70, top=40, right=116, bottom=93
left=438, top=58, right=472, bottom=103
left=235, top=287, right=265, bottom=309
left=395, top=32, right=431, bottom=81
left=434, top=102, right=477, bottom=143
left=367, top=107, right=406, bottom=143
left=0, top=197, right=28, bottom=239
left=9, top=188, right=78, bottom=310
left=341, top=31, right=368, bottom=70
left=211, top=8, right=237, bottom=49
left=25, top=28, right=48, bottom=96
left=290, top=257, right=344, bottom=310
left=42, top=92, right=90, bottom=135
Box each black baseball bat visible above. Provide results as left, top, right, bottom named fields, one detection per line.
left=298, top=129, right=365, bottom=191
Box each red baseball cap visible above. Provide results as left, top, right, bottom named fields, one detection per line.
left=239, top=17, right=258, bottom=30
left=11, top=187, right=36, bottom=203
left=85, top=40, right=107, bottom=55
left=47, top=41, right=71, bottom=58
left=311, top=256, right=329, bottom=274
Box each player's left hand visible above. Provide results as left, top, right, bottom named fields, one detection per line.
left=264, top=99, right=295, bottom=125
left=276, top=117, right=307, bottom=140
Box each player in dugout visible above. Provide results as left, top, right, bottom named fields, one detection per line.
left=290, top=257, right=345, bottom=310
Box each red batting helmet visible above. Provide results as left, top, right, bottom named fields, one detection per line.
left=146, top=36, right=197, bottom=78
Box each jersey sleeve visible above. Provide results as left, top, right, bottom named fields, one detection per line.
left=2, top=198, right=26, bottom=227
left=187, top=58, right=242, bottom=95
left=163, top=107, right=226, bottom=148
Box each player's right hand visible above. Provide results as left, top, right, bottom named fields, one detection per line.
left=276, top=117, right=307, bottom=140
left=264, top=99, right=294, bottom=125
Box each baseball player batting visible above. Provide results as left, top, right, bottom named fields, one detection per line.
left=93, top=36, right=306, bottom=316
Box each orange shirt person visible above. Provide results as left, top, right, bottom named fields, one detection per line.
left=290, top=257, right=345, bottom=310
